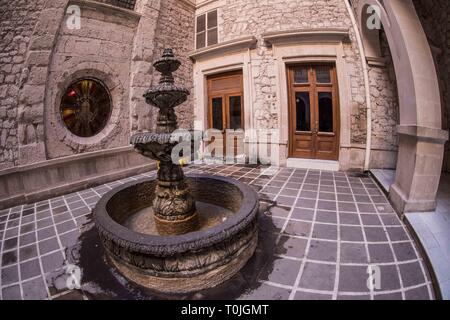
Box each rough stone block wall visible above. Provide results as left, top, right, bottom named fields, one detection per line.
left=368, top=30, right=399, bottom=152
left=413, top=0, right=450, bottom=172
left=151, top=0, right=195, bottom=131
left=0, top=0, right=47, bottom=169
left=219, top=0, right=367, bottom=141
left=44, top=2, right=139, bottom=159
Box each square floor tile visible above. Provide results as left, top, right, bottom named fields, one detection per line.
left=360, top=214, right=382, bottom=226
left=259, top=257, right=302, bottom=286
left=41, top=251, right=65, bottom=274
left=22, top=277, right=48, bottom=300
left=39, top=237, right=60, bottom=255
left=20, top=223, right=35, bottom=234
left=19, top=244, right=38, bottom=262
left=291, top=208, right=314, bottom=221
left=392, top=242, right=418, bottom=262
left=399, top=262, right=426, bottom=287
left=316, top=211, right=337, bottom=224
left=338, top=202, right=357, bottom=213
left=20, top=259, right=41, bottom=280
left=275, top=196, right=296, bottom=207
left=364, top=227, right=388, bottom=242
left=300, top=191, right=317, bottom=199
left=2, top=285, right=21, bottom=300
left=357, top=203, right=377, bottom=213
left=340, top=225, right=364, bottom=242
left=368, top=243, right=395, bottom=263
left=339, top=212, right=360, bottom=225
left=295, top=198, right=316, bottom=209
left=19, top=232, right=36, bottom=247
left=276, top=235, right=307, bottom=258
left=386, top=227, right=410, bottom=241
left=307, top=240, right=337, bottom=262
left=338, top=265, right=371, bottom=292
left=312, top=223, right=338, bottom=240
left=340, top=243, right=368, bottom=264
left=299, top=262, right=336, bottom=291
left=56, top=220, right=77, bottom=234
left=59, top=230, right=80, bottom=248
left=284, top=221, right=312, bottom=237
left=354, top=195, right=371, bottom=203
left=1, top=265, right=19, bottom=286
left=320, top=186, right=335, bottom=193
left=2, top=250, right=17, bottom=266
left=53, top=212, right=72, bottom=224
left=404, top=285, right=431, bottom=300
left=375, top=204, right=394, bottom=214
left=319, top=193, right=336, bottom=201
left=37, top=226, right=56, bottom=240
left=3, top=237, right=18, bottom=251
left=380, top=215, right=402, bottom=226
left=378, top=265, right=401, bottom=291
left=280, top=189, right=299, bottom=197
left=317, top=201, right=336, bottom=211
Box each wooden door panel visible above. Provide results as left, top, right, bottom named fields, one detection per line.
left=207, top=71, right=244, bottom=160
left=288, top=65, right=340, bottom=160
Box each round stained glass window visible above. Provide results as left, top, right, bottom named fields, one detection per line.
left=60, top=79, right=112, bottom=138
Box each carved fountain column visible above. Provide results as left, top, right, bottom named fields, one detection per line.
left=131, top=49, right=198, bottom=235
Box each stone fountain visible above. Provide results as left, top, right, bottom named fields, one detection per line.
left=93, top=49, right=259, bottom=293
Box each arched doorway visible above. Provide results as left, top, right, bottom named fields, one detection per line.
left=356, top=0, right=448, bottom=213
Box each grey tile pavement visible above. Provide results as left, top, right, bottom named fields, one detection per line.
left=0, top=164, right=436, bottom=300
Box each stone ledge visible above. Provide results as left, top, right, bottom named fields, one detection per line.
left=367, top=56, right=386, bottom=67
left=0, top=146, right=154, bottom=210
left=188, top=36, right=257, bottom=61
left=397, top=125, right=449, bottom=143
left=262, top=28, right=350, bottom=46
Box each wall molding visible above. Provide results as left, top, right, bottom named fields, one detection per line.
left=262, top=28, right=350, bottom=46
left=189, top=36, right=257, bottom=61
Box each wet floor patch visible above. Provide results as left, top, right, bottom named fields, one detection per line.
left=75, top=200, right=281, bottom=300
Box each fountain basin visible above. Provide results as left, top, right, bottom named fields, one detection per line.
left=93, top=174, right=259, bottom=293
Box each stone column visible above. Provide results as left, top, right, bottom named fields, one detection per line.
left=390, top=126, right=448, bottom=214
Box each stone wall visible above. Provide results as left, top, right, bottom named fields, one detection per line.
left=219, top=0, right=367, bottom=142
left=44, top=1, right=139, bottom=159
left=412, top=0, right=450, bottom=172
left=152, top=0, right=195, bottom=131
left=367, top=30, right=399, bottom=168
left=0, top=0, right=47, bottom=170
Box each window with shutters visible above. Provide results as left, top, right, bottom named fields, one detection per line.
left=196, top=10, right=218, bottom=49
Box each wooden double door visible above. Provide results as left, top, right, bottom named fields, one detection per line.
left=288, top=64, right=340, bottom=160
left=207, top=71, right=244, bottom=159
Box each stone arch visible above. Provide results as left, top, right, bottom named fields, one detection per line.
left=17, top=0, right=70, bottom=165
left=356, top=0, right=448, bottom=213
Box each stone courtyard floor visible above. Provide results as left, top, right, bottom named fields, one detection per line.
left=0, top=164, right=436, bottom=300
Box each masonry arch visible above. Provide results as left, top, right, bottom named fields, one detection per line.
left=357, top=0, right=448, bottom=213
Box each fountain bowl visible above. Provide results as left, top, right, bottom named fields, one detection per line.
left=93, top=174, right=259, bottom=294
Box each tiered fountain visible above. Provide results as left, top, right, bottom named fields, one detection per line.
left=93, top=49, right=259, bottom=293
